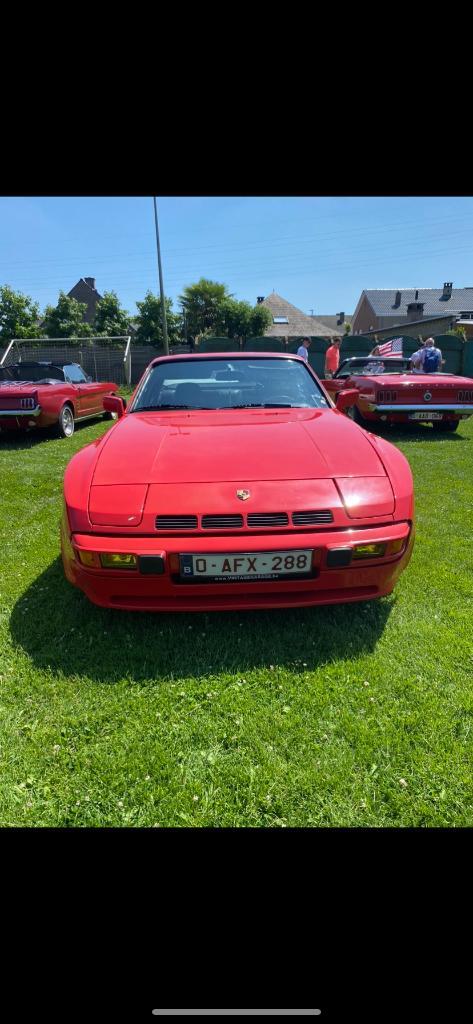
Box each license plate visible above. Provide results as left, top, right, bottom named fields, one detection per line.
left=179, top=549, right=313, bottom=581
left=409, top=411, right=443, bottom=420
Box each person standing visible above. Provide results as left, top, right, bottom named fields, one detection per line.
left=297, top=337, right=311, bottom=362
left=420, top=337, right=443, bottom=373
left=324, top=336, right=341, bottom=378
left=410, top=339, right=425, bottom=373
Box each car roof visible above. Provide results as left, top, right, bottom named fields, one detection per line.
left=149, top=352, right=305, bottom=367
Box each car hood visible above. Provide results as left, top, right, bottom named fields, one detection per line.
left=92, top=408, right=386, bottom=485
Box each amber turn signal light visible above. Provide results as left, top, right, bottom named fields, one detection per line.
left=352, top=543, right=387, bottom=559
left=77, top=550, right=100, bottom=568
left=99, top=553, right=138, bottom=569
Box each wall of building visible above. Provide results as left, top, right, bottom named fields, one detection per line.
left=67, top=281, right=101, bottom=324
left=352, top=295, right=377, bottom=334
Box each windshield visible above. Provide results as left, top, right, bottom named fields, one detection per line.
left=0, top=363, right=64, bottom=382
left=130, top=358, right=330, bottom=412
left=335, top=358, right=411, bottom=378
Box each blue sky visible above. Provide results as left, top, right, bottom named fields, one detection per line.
left=1, top=195, right=473, bottom=318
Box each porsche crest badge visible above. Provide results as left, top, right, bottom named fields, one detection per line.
left=236, top=489, right=251, bottom=501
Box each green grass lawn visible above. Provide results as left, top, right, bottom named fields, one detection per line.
left=1, top=412, right=473, bottom=827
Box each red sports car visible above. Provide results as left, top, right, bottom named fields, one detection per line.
left=0, top=361, right=118, bottom=438
left=321, top=356, right=473, bottom=430
left=61, top=352, right=415, bottom=612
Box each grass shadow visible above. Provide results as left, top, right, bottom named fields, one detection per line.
left=0, top=417, right=108, bottom=451
left=10, top=558, right=393, bottom=684
left=371, top=423, right=470, bottom=444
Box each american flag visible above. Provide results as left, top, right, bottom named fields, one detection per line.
left=377, top=337, right=403, bottom=356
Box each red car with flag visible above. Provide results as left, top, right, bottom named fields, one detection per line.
left=322, top=340, right=473, bottom=430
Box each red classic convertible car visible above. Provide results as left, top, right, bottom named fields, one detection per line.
left=321, top=356, right=473, bottom=430
left=61, top=352, right=415, bottom=612
left=0, top=361, right=118, bottom=437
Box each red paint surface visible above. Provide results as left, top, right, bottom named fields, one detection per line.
left=61, top=353, right=415, bottom=611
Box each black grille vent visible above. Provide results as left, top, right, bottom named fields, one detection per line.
left=247, top=513, right=289, bottom=527
left=458, top=390, right=473, bottom=402
left=377, top=391, right=397, bottom=403
left=201, top=514, right=244, bottom=529
left=155, top=515, right=197, bottom=530
left=292, top=510, right=334, bottom=525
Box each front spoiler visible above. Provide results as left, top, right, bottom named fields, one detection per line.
left=63, top=521, right=414, bottom=611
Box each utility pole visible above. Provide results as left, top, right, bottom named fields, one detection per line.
left=153, top=196, right=169, bottom=355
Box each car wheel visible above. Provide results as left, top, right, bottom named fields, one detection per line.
left=435, top=420, right=459, bottom=432
left=57, top=404, right=75, bottom=438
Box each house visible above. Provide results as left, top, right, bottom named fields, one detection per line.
left=312, top=313, right=353, bottom=334
left=259, top=292, right=340, bottom=338
left=357, top=313, right=456, bottom=343
left=67, top=277, right=103, bottom=324
left=352, top=283, right=473, bottom=335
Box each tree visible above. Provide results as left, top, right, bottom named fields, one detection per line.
left=135, top=292, right=181, bottom=346
left=217, top=298, right=253, bottom=339
left=42, top=292, right=92, bottom=339
left=344, top=322, right=352, bottom=335
left=94, top=291, right=130, bottom=338
left=446, top=325, right=467, bottom=340
left=247, top=303, right=272, bottom=337
left=179, top=278, right=231, bottom=338
left=0, top=284, right=41, bottom=343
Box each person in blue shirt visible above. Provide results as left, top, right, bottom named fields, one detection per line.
left=420, top=337, right=443, bottom=373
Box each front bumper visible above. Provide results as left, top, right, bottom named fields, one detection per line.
left=62, top=520, right=414, bottom=612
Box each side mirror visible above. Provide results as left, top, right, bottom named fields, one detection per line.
left=335, top=388, right=359, bottom=413
left=103, top=395, right=126, bottom=418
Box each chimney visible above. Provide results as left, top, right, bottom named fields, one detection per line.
left=406, top=301, right=425, bottom=322
left=256, top=296, right=264, bottom=304
left=393, top=290, right=402, bottom=308
left=442, top=281, right=453, bottom=299
left=337, top=312, right=345, bottom=324
left=85, top=277, right=96, bottom=290
left=415, top=290, right=419, bottom=300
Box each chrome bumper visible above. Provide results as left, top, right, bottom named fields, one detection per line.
left=370, top=404, right=473, bottom=414
left=0, top=406, right=41, bottom=417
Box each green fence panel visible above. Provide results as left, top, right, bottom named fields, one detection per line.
left=431, top=334, right=462, bottom=374
left=245, top=337, right=286, bottom=352
left=461, top=339, right=473, bottom=378
left=198, top=338, right=239, bottom=353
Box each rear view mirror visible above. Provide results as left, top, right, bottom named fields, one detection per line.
left=335, top=388, right=359, bottom=413
left=103, top=395, right=126, bottom=418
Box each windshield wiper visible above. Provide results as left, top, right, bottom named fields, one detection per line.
left=229, top=402, right=294, bottom=409
left=132, top=404, right=213, bottom=412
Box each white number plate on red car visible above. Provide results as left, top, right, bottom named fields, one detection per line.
left=409, top=411, right=443, bottom=420
left=179, top=549, right=313, bottom=581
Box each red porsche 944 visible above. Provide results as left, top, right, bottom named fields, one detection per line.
left=0, top=361, right=118, bottom=438
left=61, top=353, right=415, bottom=612
left=321, top=355, right=473, bottom=431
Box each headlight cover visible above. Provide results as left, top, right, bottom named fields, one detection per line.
left=335, top=477, right=395, bottom=518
